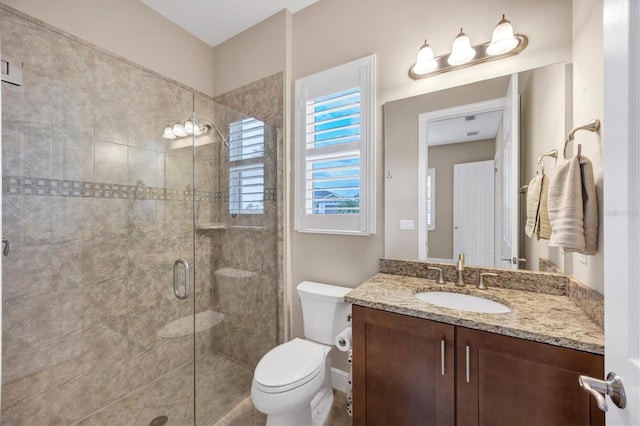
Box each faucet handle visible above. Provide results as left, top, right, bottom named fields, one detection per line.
left=477, top=272, right=498, bottom=290
left=427, top=266, right=445, bottom=284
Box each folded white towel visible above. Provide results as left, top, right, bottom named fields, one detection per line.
left=578, top=156, right=598, bottom=254
left=548, top=157, right=585, bottom=251
left=525, top=174, right=543, bottom=238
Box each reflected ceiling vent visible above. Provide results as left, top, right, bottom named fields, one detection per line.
left=467, top=131, right=479, bottom=136
left=1, top=55, right=23, bottom=86
left=465, top=115, right=476, bottom=121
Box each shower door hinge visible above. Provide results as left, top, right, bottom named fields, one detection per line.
left=1, top=55, right=23, bottom=87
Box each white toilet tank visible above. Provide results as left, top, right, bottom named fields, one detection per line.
left=297, top=281, right=352, bottom=345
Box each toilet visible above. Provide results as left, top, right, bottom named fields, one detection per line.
left=251, top=281, right=352, bottom=426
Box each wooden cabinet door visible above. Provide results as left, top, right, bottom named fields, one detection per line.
left=456, top=327, right=604, bottom=426
left=352, top=306, right=455, bottom=426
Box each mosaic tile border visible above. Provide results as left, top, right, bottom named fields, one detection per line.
left=3, top=176, right=277, bottom=202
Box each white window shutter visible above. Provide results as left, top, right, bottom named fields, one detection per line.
left=229, top=118, right=265, bottom=215
left=295, top=55, right=376, bottom=235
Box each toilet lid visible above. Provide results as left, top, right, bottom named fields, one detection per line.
left=254, top=338, right=325, bottom=391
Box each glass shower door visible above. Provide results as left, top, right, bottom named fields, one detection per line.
left=1, top=6, right=280, bottom=425
left=0, top=6, right=198, bottom=421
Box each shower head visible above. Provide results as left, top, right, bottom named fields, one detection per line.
left=211, top=123, right=229, bottom=148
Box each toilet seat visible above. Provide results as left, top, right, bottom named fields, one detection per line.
left=253, top=338, right=326, bottom=393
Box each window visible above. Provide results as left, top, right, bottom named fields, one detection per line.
left=229, top=118, right=265, bottom=215
left=426, top=168, right=436, bottom=230
left=295, top=54, right=376, bottom=235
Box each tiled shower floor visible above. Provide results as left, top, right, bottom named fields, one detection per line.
left=75, top=352, right=253, bottom=425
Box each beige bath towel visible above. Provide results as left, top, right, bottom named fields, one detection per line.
left=548, top=157, right=585, bottom=251
left=524, top=173, right=543, bottom=238
left=578, top=156, right=598, bottom=254
left=537, top=174, right=551, bottom=240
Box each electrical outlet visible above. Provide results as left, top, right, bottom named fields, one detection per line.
left=577, top=253, right=587, bottom=265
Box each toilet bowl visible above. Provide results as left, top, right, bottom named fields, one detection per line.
left=251, top=281, right=352, bottom=426
left=252, top=338, right=333, bottom=426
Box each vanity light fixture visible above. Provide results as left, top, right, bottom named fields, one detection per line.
left=409, top=14, right=528, bottom=80
left=162, top=119, right=213, bottom=140
left=413, top=40, right=439, bottom=74
left=448, top=28, right=476, bottom=66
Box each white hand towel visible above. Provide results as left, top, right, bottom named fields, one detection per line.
left=578, top=155, right=598, bottom=254
left=524, top=174, right=543, bottom=238
left=537, top=174, right=551, bottom=240
left=548, top=157, right=585, bottom=251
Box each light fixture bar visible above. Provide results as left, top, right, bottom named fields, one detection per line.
left=162, top=120, right=213, bottom=140
left=409, top=34, right=528, bottom=80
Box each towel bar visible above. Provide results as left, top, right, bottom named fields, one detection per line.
left=563, top=119, right=601, bottom=158
left=537, top=148, right=559, bottom=174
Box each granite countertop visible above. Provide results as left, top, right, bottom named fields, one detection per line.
left=346, top=273, right=604, bottom=355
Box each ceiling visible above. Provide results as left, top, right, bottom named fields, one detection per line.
left=427, top=110, right=503, bottom=146
left=141, top=0, right=319, bottom=47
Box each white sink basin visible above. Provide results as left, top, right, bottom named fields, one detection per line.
left=415, top=291, right=511, bottom=314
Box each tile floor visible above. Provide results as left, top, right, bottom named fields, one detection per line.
left=75, top=352, right=253, bottom=425
left=73, top=350, right=351, bottom=426
left=213, top=391, right=352, bottom=426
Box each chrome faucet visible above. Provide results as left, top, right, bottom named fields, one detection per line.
left=455, top=253, right=465, bottom=286
left=477, top=272, right=498, bottom=290
left=427, top=266, right=445, bottom=284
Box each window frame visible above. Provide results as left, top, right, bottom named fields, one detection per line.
left=228, top=117, right=265, bottom=216
left=294, top=54, right=376, bottom=235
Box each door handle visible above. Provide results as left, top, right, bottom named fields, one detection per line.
left=465, top=345, right=470, bottom=383
left=501, top=257, right=526, bottom=264
left=440, top=339, right=445, bottom=376
left=578, top=372, right=626, bottom=412
left=2, top=238, right=8, bottom=256
left=172, top=259, right=190, bottom=300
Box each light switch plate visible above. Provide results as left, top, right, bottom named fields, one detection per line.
left=400, top=220, right=414, bottom=230
left=577, top=253, right=588, bottom=265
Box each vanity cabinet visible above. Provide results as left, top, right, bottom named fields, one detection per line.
left=352, top=305, right=455, bottom=425
left=456, top=327, right=604, bottom=426
left=352, top=305, right=604, bottom=426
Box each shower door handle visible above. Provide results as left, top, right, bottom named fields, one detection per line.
left=2, top=238, right=8, bottom=256
left=172, top=259, right=190, bottom=300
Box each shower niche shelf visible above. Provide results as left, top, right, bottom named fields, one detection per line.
left=196, top=222, right=227, bottom=231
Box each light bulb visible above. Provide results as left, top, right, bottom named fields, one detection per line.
left=184, top=120, right=194, bottom=135
left=413, top=40, right=438, bottom=75
left=173, top=123, right=187, bottom=138
left=448, top=28, right=476, bottom=66
left=162, top=126, right=176, bottom=140
left=486, top=14, right=518, bottom=56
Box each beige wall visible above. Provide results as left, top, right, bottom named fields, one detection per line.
left=570, top=0, right=604, bottom=293
left=428, top=140, right=495, bottom=259
left=1, top=0, right=215, bottom=96
left=519, top=63, right=571, bottom=272
left=212, top=10, right=290, bottom=97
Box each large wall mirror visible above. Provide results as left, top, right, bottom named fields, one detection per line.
left=384, top=62, right=570, bottom=271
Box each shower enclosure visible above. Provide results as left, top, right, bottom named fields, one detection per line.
left=0, top=5, right=280, bottom=425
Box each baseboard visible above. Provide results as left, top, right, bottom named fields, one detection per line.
left=331, top=367, right=349, bottom=392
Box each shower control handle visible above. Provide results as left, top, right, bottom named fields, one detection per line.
left=2, top=238, right=8, bottom=256
left=172, top=259, right=190, bottom=300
